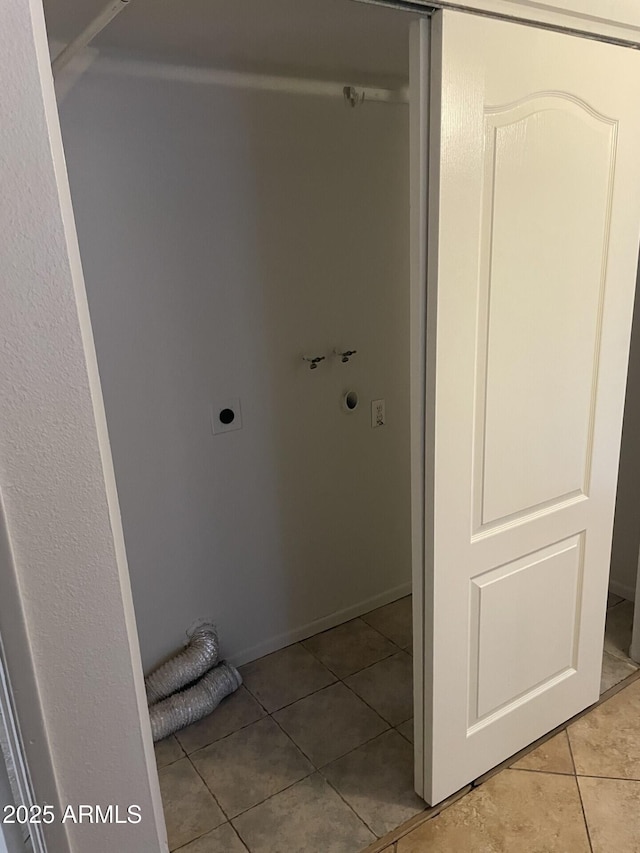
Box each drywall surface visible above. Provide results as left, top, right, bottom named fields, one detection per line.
left=0, top=3, right=167, bottom=851
left=610, top=267, right=640, bottom=602
left=59, top=62, right=411, bottom=669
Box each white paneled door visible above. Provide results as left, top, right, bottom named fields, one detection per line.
left=410, top=11, right=640, bottom=804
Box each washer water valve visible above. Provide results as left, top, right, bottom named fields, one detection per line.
left=303, top=355, right=326, bottom=370
left=335, top=349, right=357, bottom=364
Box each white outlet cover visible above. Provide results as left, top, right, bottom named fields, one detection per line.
left=371, top=399, right=386, bottom=428
left=212, top=397, right=242, bottom=435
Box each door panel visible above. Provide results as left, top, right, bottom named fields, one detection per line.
left=478, top=95, right=615, bottom=528
left=470, top=534, right=583, bottom=725
left=411, top=12, right=640, bottom=804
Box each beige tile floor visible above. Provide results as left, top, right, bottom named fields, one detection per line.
left=388, top=678, right=640, bottom=853
left=156, top=592, right=639, bottom=852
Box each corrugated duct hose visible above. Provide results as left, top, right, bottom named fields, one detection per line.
left=145, top=622, right=242, bottom=742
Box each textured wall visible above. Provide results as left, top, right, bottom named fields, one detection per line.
left=0, top=3, right=166, bottom=851
left=59, top=62, right=412, bottom=670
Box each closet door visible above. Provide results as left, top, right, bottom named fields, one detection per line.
left=410, top=11, right=640, bottom=805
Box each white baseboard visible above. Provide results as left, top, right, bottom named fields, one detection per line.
left=228, top=581, right=412, bottom=667
left=609, top=578, right=636, bottom=603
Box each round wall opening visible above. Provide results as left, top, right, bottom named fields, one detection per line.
left=344, top=391, right=359, bottom=412
left=219, top=408, right=235, bottom=425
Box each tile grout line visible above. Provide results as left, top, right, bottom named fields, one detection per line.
left=340, top=678, right=398, bottom=729
left=267, top=705, right=321, bottom=769
left=317, top=726, right=403, bottom=771
left=170, top=824, right=219, bottom=852
left=158, top=747, right=233, bottom=851
left=301, top=631, right=407, bottom=682
left=186, top=752, right=232, bottom=822
left=267, top=699, right=412, bottom=819
left=170, top=820, right=249, bottom=853
left=566, top=729, right=594, bottom=853
left=508, top=766, right=575, bottom=778
left=229, top=818, right=253, bottom=853
left=239, top=678, right=282, bottom=716
left=396, top=722, right=413, bottom=745
left=300, top=633, right=412, bottom=731
left=304, top=614, right=406, bottom=654
left=228, top=767, right=316, bottom=822
left=343, top=649, right=413, bottom=683
left=320, top=773, right=380, bottom=840
left=189, top=714, right=317, bottom=825
left=170, top=822, right=226, bottom=853
left=227, top=821, right=249, bottom=852
left=155, top=754, right=183, bottom=770
left=360, top=601, right=413, bottom=645
left=313, top=722, right=426, bottom=842
left=566, top=728, right=577, bottom=776
left=311, top=645, right=402, bottom=682
left=241, top=667, right=338, bottom=716
left=575, top=772, right=640, bottom=783
left=179, top=708, right=269, bottom=758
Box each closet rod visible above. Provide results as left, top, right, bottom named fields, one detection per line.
left=196, top=71, right=409, bottom=104
left=96, top=59, right=410, bottom=104
left=52, top=0, right=132, bottom=77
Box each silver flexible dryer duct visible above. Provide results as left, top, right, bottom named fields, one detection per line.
left=149, top=662, right=243, bottom=742
left=145, top=622, right=220, bottom=705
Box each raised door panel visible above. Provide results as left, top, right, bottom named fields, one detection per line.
left=477, top=96, right=616, bottom=530
left=469, top=535, right=583, bottom=725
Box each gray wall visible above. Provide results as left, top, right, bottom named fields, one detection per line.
left=610, top=265, right=640, bottom=601
left=59, top=65, right=411, bottom=669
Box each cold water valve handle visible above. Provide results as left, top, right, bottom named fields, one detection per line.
left=303, top=355, right=326, bottom=370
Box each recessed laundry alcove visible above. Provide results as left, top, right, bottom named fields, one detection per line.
left=37, top=0, right=640, bottom=847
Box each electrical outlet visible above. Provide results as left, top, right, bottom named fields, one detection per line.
left=371, top=399, right=386, bottom=428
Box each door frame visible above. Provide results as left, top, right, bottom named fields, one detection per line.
left=358, top=0, right=640, bottom=47
left=408, top=15, right=431, bottom=799
left=632, top=565, right=640, bottom=662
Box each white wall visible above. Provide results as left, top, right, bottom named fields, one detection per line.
left=0, top=4, right=166, bottom=851
left=59, top=63, right=411, bottom=670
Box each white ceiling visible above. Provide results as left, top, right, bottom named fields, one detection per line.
left=44, top=0, right=420, bottom=84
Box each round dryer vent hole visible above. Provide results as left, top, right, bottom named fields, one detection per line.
left=212, top=397, right=242, bottom=435
left=344, top=391, right=359, bottom=412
